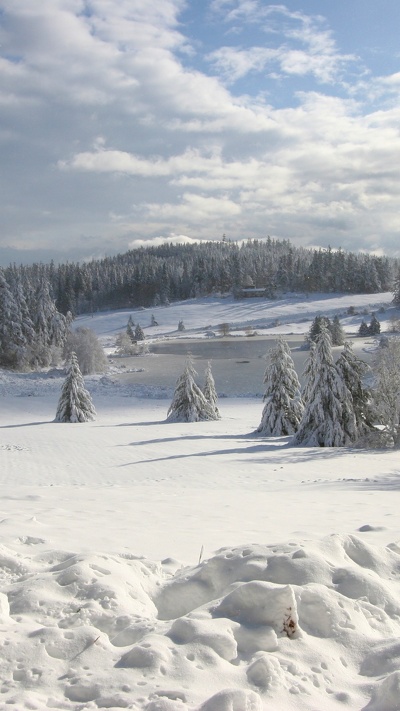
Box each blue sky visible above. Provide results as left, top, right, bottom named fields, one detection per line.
left=1, top=0, right=400, bottom=265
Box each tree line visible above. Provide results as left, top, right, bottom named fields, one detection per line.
left=4, top=238, right=398, bottom=317
left=1, top=236, right=400, bottom=371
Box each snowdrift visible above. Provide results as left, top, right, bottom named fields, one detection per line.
left=2, top=534, right=400, bottom=710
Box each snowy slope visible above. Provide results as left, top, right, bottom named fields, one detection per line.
left=1, top=291, right=400, bottom=711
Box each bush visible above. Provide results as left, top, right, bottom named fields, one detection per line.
left=64, top=327, right=107, bottom=374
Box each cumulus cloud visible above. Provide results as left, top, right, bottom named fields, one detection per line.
left=0, top=0, right=399, bottom=262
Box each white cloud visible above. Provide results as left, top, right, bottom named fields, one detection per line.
left=0, top=0, right=400, bottom=262
left=128, top=234, right=200, bottom=249
left=208, top=5, right=356, bottom=85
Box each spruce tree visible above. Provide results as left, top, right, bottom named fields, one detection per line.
left=126, top=315, right=135, bottom=342
left=167, top=356, right=218, bottom=422
left=203, top=361, right=220, bottom=419
left=294, top=326, right=357, bottom=447
left=393, top=268, right=400, bottom=306
left=55, top=352, right=96, bottom=423
left=31, top=281, right=67, bottom=366
left=358, top=320, right=370, bottom=337
left=369, top=314, right=381, bottom=336
left=330, top=315, right=345, bottom=346
left=134, top=324, right=145, bottom=341
left=307, top=315, right=331, bottom=344
left=0, top=270, right=26, bottom=369
left=336, top=341, right=375, bottom=439
left=257, top=338, right=304, bottom=436
left=372, top=338, right=400, bottom=441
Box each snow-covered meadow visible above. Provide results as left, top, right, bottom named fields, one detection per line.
left=1, top=292, right=400, bottom=711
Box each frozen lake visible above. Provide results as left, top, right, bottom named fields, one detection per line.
left=114, top=334, right=373, bottom=397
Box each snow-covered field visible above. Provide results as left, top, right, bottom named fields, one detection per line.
left=1, top=292, right=400, bottom=711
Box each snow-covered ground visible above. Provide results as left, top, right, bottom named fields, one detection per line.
left=1, top=291, right=400, bottom=711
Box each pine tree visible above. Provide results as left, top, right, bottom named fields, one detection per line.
left=307, top=315, right=331, bottom=344
left=126, top=315, right=135, bottom=342
left=294, top=326, right=357, bottom=447
left=167, top=356, right=218, bottom=422
left=257, top=338, right=304, bottom=436
left=358, top=320, right=370, bottom=337
left=134, top=324, right=145, bottom=341
left=330, top=315, right=345, bottom=346
left=30, top=281, right=68, bottom=366
left=372, top=338, right=400, bottom=442
left=203, top=361, right=220, bottom=419
left=369, top=314, right=381, bottom=336
left=393, top=268, right=400, bottom=306
left=55, top=352, right=96, bottom=423
left=0, top=270, right=26, bottom=369
left=301, top=340, right=316, bottom=406
left=336, top=341, right=375, bottom=439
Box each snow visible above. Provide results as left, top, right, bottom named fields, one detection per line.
left=1, top=291, right=400, bottom=710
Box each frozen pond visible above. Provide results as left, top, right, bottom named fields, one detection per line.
left=114, top=334, right=374, bottom=397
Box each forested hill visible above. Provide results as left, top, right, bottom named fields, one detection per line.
left=3, top=238, right=399, bottom=317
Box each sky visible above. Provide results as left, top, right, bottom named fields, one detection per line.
left=1, top=0, right=400, bottom=265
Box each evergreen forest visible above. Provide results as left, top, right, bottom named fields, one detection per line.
left=3, top=238, right=399, bottom=317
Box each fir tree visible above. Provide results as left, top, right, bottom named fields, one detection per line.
left=358, top=320, right=370, bottom=337
left=126, top=315, right=135, bottom=342
left=55, top=352, right=96, bottom=423
left=203, top=361, right=220, bottom=419
left=31, top=281, right=68, bottom=366
left=393, top=268, right=400, bottom=306
left=257, top=338, right=304, bottom=436
left=372, top=338, right=400, bottom=442
left=336, top=341, right=375, bottom=439
left=330, top=315, right=345, bottom=346
left=0, top=270, right=26, bottom=369
left=167, top=356, right=218, bottom=422
left=134, top=324, right=145, bottom=341
left=294, top=326, right=357, bottom=447
left=307, top=315, right=331, bottom=344
left=369, top=314, right=381, bottom=336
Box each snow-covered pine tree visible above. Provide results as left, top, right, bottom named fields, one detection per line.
left=358, top=320, right=370, bottom=337
left=330, top=315, right=345, bottom=346
left=307, top=315, right=331, bottom=344
left=294, top=326, right=357, bottom=447
left=31, top=281, right=68, bottom=366
left=335, top=341, right=375, bottom=439
left=134, top=324, right=145, bottom=341
left=257, top=337, right=304, bottom=436
left=167, top=355, right=218, bottom=422
left=203, top=361, right=220, bottom=419
left=126, top=316, right=135, bottom=342
left=0, top=269, right=32, bottom=369
left=55, top=352, right=96, bottom=423
left=301, top=340, right=316, bottom=406
left=393, top=268, right=400, bottom=306
left=372, top=338, right=400, bottom=442
left=369, top=314, right=381, bottom=336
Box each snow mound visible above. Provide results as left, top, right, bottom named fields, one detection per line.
left=1, top=535, right=400, bottom=709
